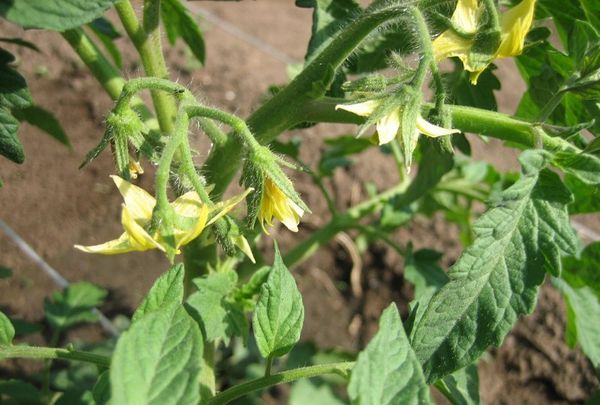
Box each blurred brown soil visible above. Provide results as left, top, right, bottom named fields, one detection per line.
left=0, top=1, right=598, bottom=403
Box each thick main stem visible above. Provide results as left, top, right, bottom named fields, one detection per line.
left=115, top=0, right=177, bottom=134
left=202, top=6, right=404, bottom=197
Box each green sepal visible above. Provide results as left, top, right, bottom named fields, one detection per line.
left=342, top=74, right=387, bottom=95
left=399, top=89, right=423, bottom=169
left=468, top=29, right=501, bottom=74
left=241, top=158, right=266, bottom=229
left=212, top=217, right=237, bottom=257
left=246, top=145, right=311, bottom=218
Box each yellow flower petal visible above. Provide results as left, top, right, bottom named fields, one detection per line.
left=335, top=100, right=381, bottom=117
left=175, top=204, right=209, bottom=249
left=74, top=233, right=135, bottom=255
left=207, top=188, right=253, bottom=226
left=497, top=0, right=536, bottom=58
left=259, top=179, right=303, bottom=233
left=111, top=175, right=155, bottom=222
left=375, top=110, right=401, bottom=145
left=172, top=191, right=204, bottom=218
left=453, top=0, right=481, bottom=32
left=416, top=116, right=460, bottom=137
left=121, top=205, right=164, bottom=251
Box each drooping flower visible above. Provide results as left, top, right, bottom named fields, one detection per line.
left=432, top=0, right=536, bottom=84
left=336, top=100, right=459, bottom=146
left=75, top=176, right=249, bottom=256
left=258, top=178, right=304, bottom=233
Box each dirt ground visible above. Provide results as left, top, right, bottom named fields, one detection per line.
left=0, top=1, right=598, bottom=403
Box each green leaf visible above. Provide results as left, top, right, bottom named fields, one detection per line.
left=0, top=37, right=40, bottom=52
left=410, top=150, right=579, bottom=382
left=161, top=0, right=205, bottom=65
left=0, top=379, right=41, bottom=402
left=348, top=303, right=432, bottom=404
left=437, top=364, right=480, bottom=405
left=12, top=319, right=42, bottom=337
left=271, top=137, right=302, bottom=160
left=295, top=0, right=361, bottom=63
left=0, top=49, right=31, bottom=164
left=89, top=19, right=123, bottom=69
left=0, top=58, right=31, bottom=111
left=0, top=0, right=118, bottom=31
left=0, top=311, right=15, bottom=346
left=561, top=242, right=600, bottom=302
left=0, top=265, right=12, bottom=279
left=580, top=0, right=600, bottom=31
left=290, top=379, right=345, bottom=405
left=110, top=305, right=203, bottom=405
left=13, top=105, right=70, bottom=147
left=553, top=151, right=600, bottom=185
left=186, top=270, right=248, bottom=344
left=443, top=61, right=500, bottom=111
left=253, top=243, right=304, bottom=359
left=237, top=266, right=271, bottom=302
left=92, top=371, right=110, bottom=405
left=564, top=174, right=600, bottom=214
left=553, top=277, right=600, bottom=374
left=404, top=248, right=449, bottom=299
left=132, top=264, right=184, bottom=323
left=0, top=110, right=23, bottom=163
left=44, top=282, right=108, bottom=330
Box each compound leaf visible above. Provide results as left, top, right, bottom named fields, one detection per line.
left=110, top=305, right=203, bottom=405
left=410, top=150, right=578, bottom=382
left=44, top=282, right=108, bottom=331
left=348, top=303, right=432, bottom=405
left=132, top=264, right=184, bottom=323
left=253, top=243, right=304, bottom=359
left=186, top=270, right=247, bottom=344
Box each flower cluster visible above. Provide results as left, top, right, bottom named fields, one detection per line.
left=432, top=0, right=537, bottom=84
left=75, top=176, right=249, bottom=256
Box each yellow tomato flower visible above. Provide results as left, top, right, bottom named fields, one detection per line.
left=432, top=0, right=536, bottom=84
left=75, top=176, right=249, bottom=255
left=259, top=178, right=304, bottom=233
left=336, top=100, right=459, bottom=145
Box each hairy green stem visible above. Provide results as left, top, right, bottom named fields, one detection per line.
left=298, top=98, right=580, bottom=153
left=62, top=29, right=124, bottom=99
left=156, top=110, right=189, bottom=209
left=207, top=362, right=354, bottom=405
left=410, top=6, right=447, bottom=115
left=62, top=29, right=159, bottom=134
left=1, top=345, right=111, bottom=368
left=202, top=6, right=405, bottom=196
left=184, top=105, right=260, bottom=151
left=115, top=0, right=177, bottom=134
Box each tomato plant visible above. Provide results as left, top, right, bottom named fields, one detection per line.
left=1, top=0, right=599, bottom=403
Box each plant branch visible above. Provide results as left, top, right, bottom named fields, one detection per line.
left=207, top=362, right=354, bottom=405
left=1, top=345, right=110, bottom=368
left=202, top=6, right=405, bottom=197
left=297, top=98, right=580, bottom=153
